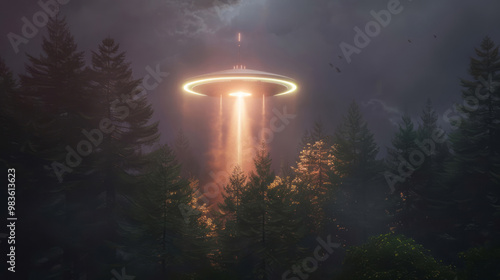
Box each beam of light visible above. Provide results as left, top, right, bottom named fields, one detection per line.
left=237, top=96, right=243, bottom=166
left=220, top=94, right=223, bottom=114
left=262, top=93, right=265, bottom=142
left=229, top=91, right=251, bottom=97
left=227, top=93, right=250, bottom=171
left=182, top=76, right=297, bottom=96
left=238, top=32, right=241, bottom=42
left=219, top=94, right=223, bottom=150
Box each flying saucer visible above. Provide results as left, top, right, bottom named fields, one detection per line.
left=182, top=68, right=297, bottom=97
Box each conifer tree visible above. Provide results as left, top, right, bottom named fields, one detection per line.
left=331, top=101, right=384, bottom=245
left=411, top=100, right=451, bottom=247
left=131, top=145, right=211, bottom=279
left=18, top=17, right=94, bottom=279
left=293, top=139, right=335, bottom=233
left=332, top=101, right=379, bottom=178
left=297, top=120, right=331, bottom=152
left=87, top=36, right=161, bottom=276
left=217, top=166, right=247, bottom=273
left=447, top=36, right=500, bottom=252
left=238, top=146, right=275, bottom=279
left=388, top=114, right=417, bottom=164
left=385, top=114, right=418, bottom=233
left=237, top=146, right=305, bottom=279
left=414, top=99, right=448, bottom=187
left=264, top=176, right=306, bottom=279
left=174, top=129, right=199, bottom=178
left=0, top=58, right=18, bottom=167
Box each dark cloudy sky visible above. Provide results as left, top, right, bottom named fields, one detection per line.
left=2, top=0, right=500, bottom=170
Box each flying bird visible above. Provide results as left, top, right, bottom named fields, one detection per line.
left=433, top=34, right=437, bottom=38
left=338, top=55, right=343, bottom=59
left=329, top=63, right=341, bottom=73
left=408, top=39, right=412, bottom=43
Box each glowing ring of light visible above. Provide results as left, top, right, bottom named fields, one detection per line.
left=183, top=76, right=297, bottom=97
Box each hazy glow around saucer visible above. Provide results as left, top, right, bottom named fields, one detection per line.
left=229, top=91, right=252, bottom=97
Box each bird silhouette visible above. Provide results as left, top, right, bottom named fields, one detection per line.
left=338, top=55, right=343, bottom=59
left=433, top=34, right=437, bottom=38
left=408, top=39, right=412, bottom=43
left=329, top=63, right=341, bottom=73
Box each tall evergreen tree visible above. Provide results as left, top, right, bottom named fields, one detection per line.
left=411, top=100, right=452, bottom=252
left=264, top=176, right=306, bottom=279
left=331, top=101, right=384, bottom=245
left=385, top=114, right=418, bottom=234
left=131, top=145, right=211, bottom=279
left=414, top=99, right=449, bottom=187
left=332, top=101, right=379, bottom=178
left=88, top=36, right=160, bottom=277
left=174, top=129, right=199, bottom=178
left=388, top=114, right=417, bottom=165
left=238, top=146, right=275, bottom=279
left=384, top=104, right=451, bottom=248
left=297, top=120, right=331, bottom=152
left=0, top=58, right=18, bottom=167
left=18, top=17, right=95, bottom=279
left=293, top=139, right=335, bottom=233
left=217, top=166, right=247, bottom=273
left=235, top=146, right=305, bottom=279
left=447, top=36, right=500, bottom=253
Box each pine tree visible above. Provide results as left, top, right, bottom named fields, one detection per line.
left=238, top=146, right=275, bottom=279
left=1, top=58, right=68, bottom=279
left=174, top=129, right=199, bottom=178
left=264, top=175, right=306, bottom=279
left=293, top=139, right=335, bottom=233
left=87, top=36, right=160, bottom=277
left=388, top=114, right=417, bottom=164
left=217, top=166, right=247, bottom=273
left=447, top=36, right=500, bottom=252
left=18, top=17, right=95, bottom=279
left=297, top=120, right=331, bottom=152
left=414, top=99, right=449, bottom=186
left=411, top=100, right=451, bottom=248
left=235, top=145, right=305, bottom=279
left=332, top=101, right=379, bottom=178
left=331, top=101, right=384, bottom=245
left=130, top=145, right=211, bottom=279
left=385, top=114, right=418, bottom=234
left=0, top=58, right=18, bottom=167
